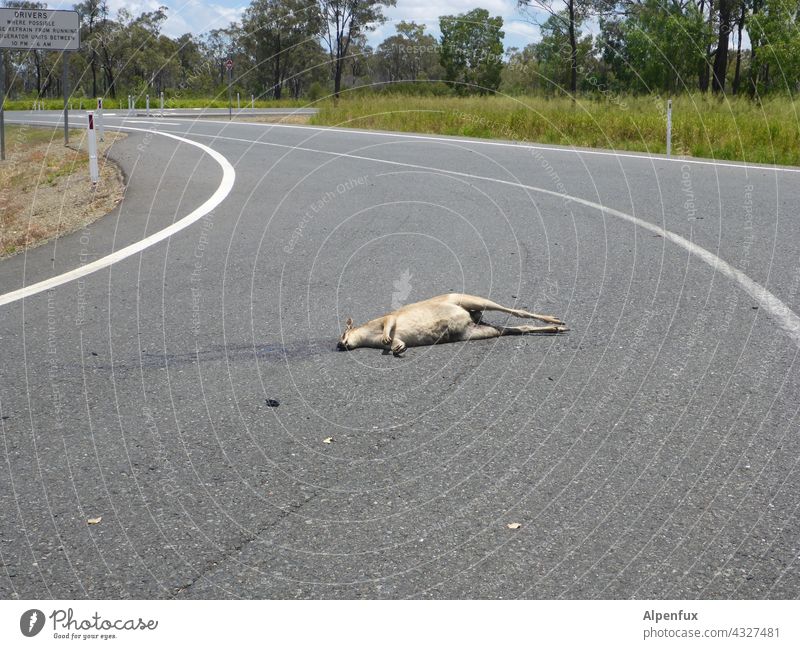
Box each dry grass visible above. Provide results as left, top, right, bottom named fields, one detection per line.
left=0, top=126, right=127, bottom=257
left=232, top=114, right=311, bottom=124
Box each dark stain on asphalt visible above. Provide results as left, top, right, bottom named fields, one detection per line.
left=70, top=338, right=334, bottom=374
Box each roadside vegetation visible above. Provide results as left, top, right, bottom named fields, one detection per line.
left=1, top=0, right=799, bottom=166
left=0, top=126, right=125, bottom=257
left=310, top=92, right=800, bottom=166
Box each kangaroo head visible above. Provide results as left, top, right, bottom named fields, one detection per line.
left=337, top=318, right=355, bottom=350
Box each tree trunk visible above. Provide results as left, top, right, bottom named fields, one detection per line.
left=731, top=3, right=745, bottom=95
left=699, top=0, right=713, bottom=92
left=711, top=0, right=733, bottom=93
left=334, top=58, right=342, bottom=97
left=748, top=0, right=762, bottom=96
left=568, top=0, right=577, bottom=95
left=273, top=35, right=282, bottom=99
left=91, top=55, right=97, bottom=97
left=34, top=52, right=41, bottom=96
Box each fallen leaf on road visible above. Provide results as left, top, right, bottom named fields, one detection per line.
left=507, top=522, right=521, bottom=530
left=87, top=517, right=102, bottom=525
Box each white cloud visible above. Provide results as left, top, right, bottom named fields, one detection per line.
left=384, top=0, right=516, bottom=33
left=504, top=20, right=540, bottom=40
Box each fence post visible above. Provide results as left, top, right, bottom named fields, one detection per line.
left=666, top=99, right=672, bottom=157
left=96, top=97, right=104, bottom=141
left=87, top=111, right=99, bottom=184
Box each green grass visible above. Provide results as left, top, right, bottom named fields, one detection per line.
left=2, top=96, right=307, bottom=110
left=2, top=123, right=82, bottom=146
left=309, top=93, right=800, bottom=167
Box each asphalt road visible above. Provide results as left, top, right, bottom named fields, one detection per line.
left=1, top=111, right=799, bottom=599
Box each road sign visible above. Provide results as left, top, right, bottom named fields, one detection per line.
left=225, top=59, right=233, bottom=70
left=0, top=8, right=79, bottom=51
left=0, top=9, right=80, bottom=157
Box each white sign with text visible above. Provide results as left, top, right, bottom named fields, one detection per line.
left=0, top=8, right=79, bottom=51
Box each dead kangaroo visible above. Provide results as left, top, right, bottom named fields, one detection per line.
left=337, top=293, right=568, bottom=356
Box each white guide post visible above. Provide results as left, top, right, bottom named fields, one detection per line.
left=666, top=99, right=672, bottom=157
left=87, top=111, right=99, bottom=185
left=96, top=97, right=104, bottom=141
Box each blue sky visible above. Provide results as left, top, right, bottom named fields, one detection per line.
left=49, top=0, right=544, bottom=51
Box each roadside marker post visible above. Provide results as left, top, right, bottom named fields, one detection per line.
left=146, top=94, right=150, bottom=117
left=251, top=94, right=254, bottom=109
left=226, top=58, right=233, bottom=121
left=96, top=97, right=104, bottom=141
left=666, top=99, right=672, bottom=157
left=87, top=111, right=99, bottom=184
left=160, top=91, right=164, bottom=115
left=128, top=95, right=132, bottom=114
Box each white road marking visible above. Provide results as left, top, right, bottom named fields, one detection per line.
left=0, top=127, right=236, bottom=308
left=3, top=119, right=798, bottom=351
left=125, top=120, right=181, bottom=126
left=180, top=128, right=800, bottom=349
left=172, top=117, right=800, bottom=174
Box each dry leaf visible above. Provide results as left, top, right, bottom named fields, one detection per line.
left=507, top=522, right=521, bottom=530
left=87, top=517, right=102, bottom=525
left=323, top=437, right=334, bottom=444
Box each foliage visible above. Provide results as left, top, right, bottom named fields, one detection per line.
left=439, top=8, right=505, bottom=94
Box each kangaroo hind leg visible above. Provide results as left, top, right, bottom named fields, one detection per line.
left=451, top=294, right=564, bottom=325
left=497, top=324, right=569, bottom=335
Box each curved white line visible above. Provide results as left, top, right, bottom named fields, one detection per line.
left=178, top=117, right=800, bottom=175
left=0, top=127, right=236, bottom=307
left=179, top=129, right=800, bottom=350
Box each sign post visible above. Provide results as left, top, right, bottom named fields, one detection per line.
left=62, top=52, right=69, bottom=146
left=1, top=49, right=5, bottom=161
left=0, top=8, right=79, bottom=150
left=226, top=58, right=233, bottom=121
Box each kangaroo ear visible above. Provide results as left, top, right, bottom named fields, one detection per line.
left=345, top=317, right=353, bottom=330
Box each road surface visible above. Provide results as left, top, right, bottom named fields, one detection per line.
left=1, top=111, right=799, bottom=599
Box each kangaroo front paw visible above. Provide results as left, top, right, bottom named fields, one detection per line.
left=540, top=315, right=564, bottom=325
left=391, top=341, right=406, bottom=356
left=382, top=335, right=392, bottom=345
